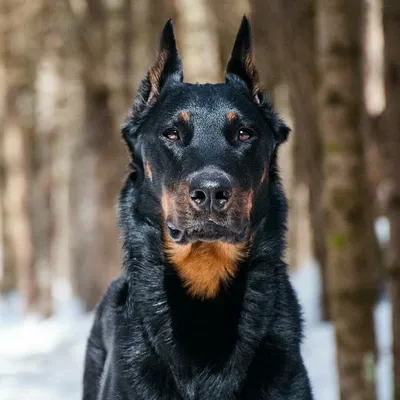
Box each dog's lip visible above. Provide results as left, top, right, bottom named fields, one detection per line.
left=167, top=223, right=185, bottom=242
left=166, top=221, right=248, bottom=244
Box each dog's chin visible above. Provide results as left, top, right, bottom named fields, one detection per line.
left=166, top=222, right=248, bottom=245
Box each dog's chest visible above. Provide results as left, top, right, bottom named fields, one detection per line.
left=117, top=335, right=248, bottom=399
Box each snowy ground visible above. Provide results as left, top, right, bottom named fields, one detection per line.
left=0, top=294, right=92, bottom=400
left=0, top=261, right=393, bottom=399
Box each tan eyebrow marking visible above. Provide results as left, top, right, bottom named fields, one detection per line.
left=178, top=111, right=190, bottom=122
left=226, top=111, right=238, bottom=121
left=145, top=161, right=152, bottom=182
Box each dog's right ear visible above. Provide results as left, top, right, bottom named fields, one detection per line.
left=145, top=19, right=183, bottom=104
left=122, top=20, right=182, bottom=156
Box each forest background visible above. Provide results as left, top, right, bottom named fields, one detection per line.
left=0, top=0, right=398, bottom=399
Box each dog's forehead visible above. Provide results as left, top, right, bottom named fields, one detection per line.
left=160, top=83, right=253, bottom=119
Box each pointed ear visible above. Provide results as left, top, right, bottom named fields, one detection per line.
left=122, top=20, right=182, bottom=157
left=147, top=19, right=183, bottom=104
left=225, top=16, right=261, bottom=102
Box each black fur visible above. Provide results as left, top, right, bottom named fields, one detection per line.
left=83, top=17, right=313, bottom=399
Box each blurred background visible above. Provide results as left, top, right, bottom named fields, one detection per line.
left=0, top=0, right=398, bottom=399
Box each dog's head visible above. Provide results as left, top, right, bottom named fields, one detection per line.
left=122, top=17, right=289, bottom=298
left=123, top=17, right=289, bottom=244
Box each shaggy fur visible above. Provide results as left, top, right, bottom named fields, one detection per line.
left=82, top=17, right=313, bottom=400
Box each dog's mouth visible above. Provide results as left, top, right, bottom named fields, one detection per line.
left=166, top=221, right=248, bottom=245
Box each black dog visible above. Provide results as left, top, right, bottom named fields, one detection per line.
left=82, top=17, right=313, bottom=400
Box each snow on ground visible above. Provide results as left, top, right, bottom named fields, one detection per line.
left=0, top=294, right=93, bottom=400
left=0, top=263, right=393, bottom=399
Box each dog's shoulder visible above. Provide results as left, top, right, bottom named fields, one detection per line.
left=96, top=275, right=129, bottom=315
left=90, top=275, right=130, bottom=347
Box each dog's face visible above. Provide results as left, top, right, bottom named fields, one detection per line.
left=142, top=84, right=274, bottom=245
left=123, top=17, right=289, bottom=248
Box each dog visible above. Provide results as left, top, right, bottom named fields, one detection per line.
left=82, top=17, right=313, bottom=400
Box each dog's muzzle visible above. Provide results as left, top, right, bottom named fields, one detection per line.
left=166, top=221, right=248, bottom=245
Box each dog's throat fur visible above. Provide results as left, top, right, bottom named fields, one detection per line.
left=163, top=233, right=247, bottom=299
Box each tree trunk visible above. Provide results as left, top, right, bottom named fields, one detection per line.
left=363, top=0, right=385, bottom=217
left=251, top=0, right=298, bottom=273
left=317, top=0, right=378, bottom=399
left=70, top=0, right=123, bottom=311
left=122, top=0, right=133, bottom=107
left=106, top=0, right=134, bottom=119
left=361, top=0, right=385, bottom=288
left=251, top=0, right=283, bottom=93
left=29, top=0, right=59, bottom=318
left=278, top=3, right=327, bottom=314
left=210, top=0, right=250, bottom=66
left=173, top=0, right=222, bottom=83
left=53, top=0, right=84, bottom=307
left=0, top=17, right=15, bottom=294
left=1, top=0, right=38, bottom=313
left=382, top=0, right=400, bottom=397
left=130, top=0, right=157, bottom=94
left=253, top=0, right=328, bottom=318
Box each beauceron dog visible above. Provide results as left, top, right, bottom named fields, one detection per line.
left=82, top=16, right=313, bottom=400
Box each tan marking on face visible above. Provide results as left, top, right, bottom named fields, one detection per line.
left=161, top=191, right=170, bottom=217
left=245, top=190, right=254, bottom=217
left=260, top=163, right=268, bottom=185
left=145, top=161, right=153, bottom=182
left=178, top=111, right=190, bottom=122
left=161, top=186, right=189, bottom=227
left=226, top=111, right=238, bottom=121
left=164, top=234, right=247, bottom=299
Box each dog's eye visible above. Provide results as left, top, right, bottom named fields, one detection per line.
left=238, top=128, right=254, bottom=142
left=164, top=128, right=180, bottom=141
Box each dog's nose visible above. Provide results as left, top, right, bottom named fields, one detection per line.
left=189, top=172, right=232, bottom=212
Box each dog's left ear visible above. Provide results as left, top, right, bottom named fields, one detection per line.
left=226, top=16, right=261, bottom=103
